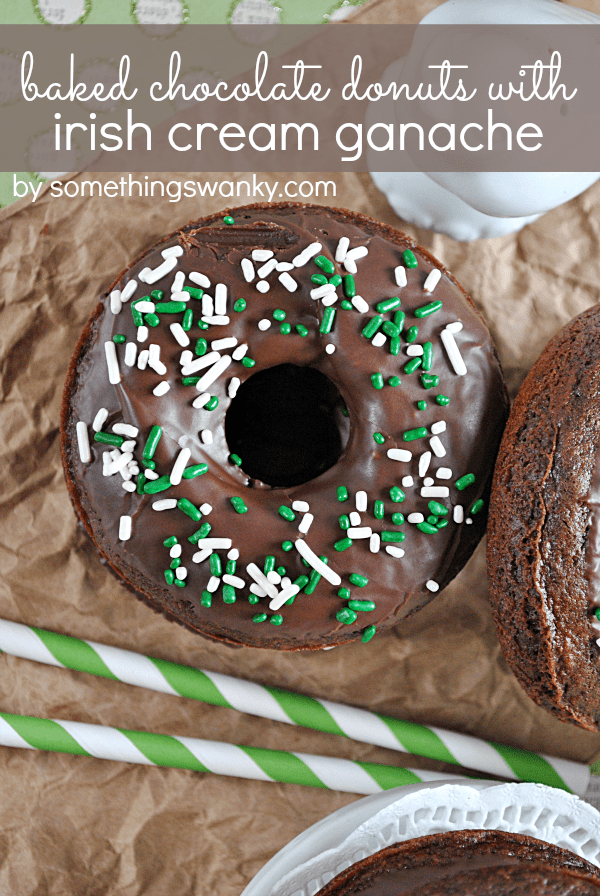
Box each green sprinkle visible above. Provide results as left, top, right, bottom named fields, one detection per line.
left=182, top=286, right=203, bottom=300
left=403, top=427, right=427, bottom=441
left=381, top=531, right=405, bottom=543
left=144, top=476, right=171, bottom=494
left=94, top=432, right=124, bottom=447
left=362, top=316, right=383, bottom=339
left=422, top=342, right=433, bottom=371
left=222, top=584, right=236, bottom=604
left=295, top=324, right=308, bottom=337
left=311, top=273, right=328, bottom=286
left=382, top=321, right=400, bottom=339
left=201, top=591, right=212, bottom=608
left=182, top=376, right=200, bottom=386
left=150, top=290, right=164, bottom=300
left=389, top=337, right=401, bottom=356
left=270, top=614, right=283, bottom=626
left=417, top=522, right=439, bottom=535
left=470, top=499, right=485, bottom=515
left=223, top=215, right=235, bottom=225
left=143, top=425, right=162, bottom=459
left=415, top=300, right=443, bottom=318
left=182, top=309, right=193, bottom=331
left=233, top=298, right=246, bottom=312
left=226, top=560, right=237, bottom=575
left=210, top=554, right=222, bottom=576
left=314, top=255, right=335, bottom=275
left=373, top=432, right=385, bottom=445
left=164, top=569, right=175, bottom=585
left=349, top=573, right=369, bottom=587
left=402, top=249, right=418, bottom=269
left=278, top=506, right=296, bottom=522
left=374, top=500, right=385, bottom=520
left=188, top=522, right=211, bottom=543
left=390, top=487, right=405, bottom=503
left=338, top=588, right=351, bottom=600
left=361, top=625, right=376, bottom=643
left=388, top=376, right=401, bottom=387
left=273, top=309, right=286, bottom=321
left=154, top=301, right=186, bottom=313
left=136, top=472, right=146, bottom=494
left=406, top=325, right=419, bottom=343
left=417, top=400, right=427, bottom=411
left=428, top=500, right=449, bottom=516
left=282, top=540, right=293, bottom=552
left=229, top=453, right=242, bottom=467
left=341, top=300, right=353, bottom=310
left=427, top=515, right=439, bottom=525
left=163, top=536, right=178, bottom=548
left=264, top=556, right=276, bottom=575
left=376, top=296, right=402, bottom=314
left=174, top=579, right=186, bottom=589
left=170, top=558, right=181, bottom=570
left=371, top=373, right=384, bottom=390
left=339, top=514, right=350, bottom=531
left=231, top=497, right=248, bottom=514
left=294, top=575, right=309, bottom=589
left=253, top=612, right=267, bottom=623
left=205, top=396, right=219, bottom=411
left=248, top=594, right=260, bottom=605
left=455, top=473, right=475, bottom=491
left=337, top=486, right=349, bottom=502
left=403, top=358, right=422, bottom=375
left=329, top=274, right=342, bottom=287
left=144, top=312, right=160, bottom=328
left=595, top=608, right=600, bottom=622
left=391, top=512, right=405, bottom=525
left=437, top=519, right=449, bottom=530
left=182, top=463, right=208, bottom=479
left=420, top=374, right=439, bottom=390
left=320, top=307, right=336, bottom=335
left=436, top=394, right=450, bottom=406
left=280, top=322, right=292, bottom=335
left=349, top=599, right=376, bottom=612
left=336, top=608, right=357, bottom=625
left=393, top=309, right=406, bottom=331
left=131, top=301, right=144, bottom=327
left=304, top=559, right=326, bottom=595
left=177, top=498, right=202, bottom=521
left=343, top=274, right=356, bottom=298
left=197, top=321, right=209, bottom=330
left=277, top=566, right=286, bottom=577
left=242, top=357, right=255, bottom=368
left=334, top=537, right=353, bottom=552
left=113, top=334, right=126, bottom=344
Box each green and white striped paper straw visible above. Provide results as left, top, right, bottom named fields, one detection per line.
left=0, top=619, right=588, bottom=795
left=0, top=710, right=461, bottom=793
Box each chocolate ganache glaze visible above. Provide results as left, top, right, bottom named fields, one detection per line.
left=61, top=203, right=508, bottom=649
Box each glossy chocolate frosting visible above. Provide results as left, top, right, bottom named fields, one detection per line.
left=61, top=203, right=508, bottom=649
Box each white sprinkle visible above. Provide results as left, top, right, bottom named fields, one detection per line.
left=201, top=429, right=213, bottom=444
left=351, top=295, right=369, bottom=314
left=431, top=421, right=447, bottom=435
left=345, top=245, right=368, bottom=262
left=119, top=465, right=133, bottom=482
left=406, top=344, right=423, bottom=357
left=128, top=463, right=139, bottom=475
left=180, top=350, right=193, bottom=367
left=372, top=333, right=386, bottom=348
left=267, top=571, right=281, bottom=585
left=241, top=259, right=255, bottom=283
left=211, top=337, right=237, bottom=352
left=419, top=451, right=432, bottom=477
left=76, top=422, right=91, bottom=463
left=426, top=580, right=439, bottom=593
left=194, top=538, right=232, bottom=550
left=446, top=321, right=463, bottom=334
left=227, top=549, right=239, bottom=561
left=199, top=503, right=212, bottom=515
left=194, top=355, right=232, bottom=393
left=343, top=257, right=357, bottom=274
left=454, top=505, right=464, bottom=523
left=293, top=242, right=321, bottom=267
left=348, top=527, right=372, bottom=539
left=207, top=576, right=220, bottom=593
left=466, top=518, right=473, bottom=525
left=246, top=563, right=278, bottom=599
left=137, top=325, right=149, bottom=343
left=178, top=435, right=190, bottom=448
left=189, top=271, right=211, bottom=289
left=430, top=436, right=446, bottom=458
left=110, top=449, right=120, bottom=462
left=119, top=516, right=132, bottom=540
left=349, top=511, right=361, bottom=526
left=335, top=236, right=349, bottom=262
left=120, top=440, right=136, bottom=452
left=402, top=476, right=414, bottom=488
left=137, top=350, right=149, bottom=370
left=441, top=328, right=467, bottom=376
left=310, top=284, right=335, bottom=301
left=92, top=408, right=108, bottom=432
left=181, top=351, right=221, bottom=377
left=107, top=452, right=133, bottom=476
left=257, top=259, right=277, bottom=279
left=356, top=490, right=367, bottom=512
left=104, top=341, right=121, bottom=385
left=193, top=393, right=211, bottom=409
left=121, top=280, right=137, bottom=302
left=408, top=513, right=425, bottom=524
left=292, top=501, right=310, bottom=512
left=124, top=343, right=137, bottom=367
left=252, top=249, right=273, bottom=262
left=321, top=294, right=338, bottom=308
left=394, top=266, right=407, bottom=288
left=171, top=291, right=190, bottom=303
left=170, top=447, right=191, bottom=486
left=170, top=322, right=190, bottom=347
left=148, top=344, right=167, bottom=375
left=369, top=533, right=380, bottom=553
left=192, top=548, right=212, bottom=563
left=162, top=245, right=184, bottom=259
left=276, top=262, right=294, bottom=272
left=294, top=539, right=341, bottom=586
left=215, top=283, right=227, bottom=315
left=153, top=381, right=170, bottom=397
left=202, top=294, right=214, bottom=317
left=423, top=477, right=435, bottom=487
left=258, top=319, right=271, bottom=331
left=170, top=544, right=182, bottom=559
left=325, top=344, right=336, bottom=355
left=202, top=316, right=230, bottom=325
left=279, top=272, right=298, bottom=292
left=228, top=377, right=241, bottom=398
left=135, top=301, right=155, bottom=313
left=269, top=584, right=301, bottom=612
left=386, top=545, right=405, bottom=558
left=223, top=574, right=245, bottom=589
left=298, top=513, right=314, bottom=534
left=144, top=469, right=159, bottom=480
left=102, top=452, right=111, bottom=476
left=232, top=343, right=248, bottom=361
left=144, top=255, right=178, bottom=285
left=110, top=290, right=122, bottom=314
left=424, top=269, right=442, bottom=293
left=122, top=481, right=136, bottom=492
left=421, top=486, right=450, bottom=498
left=250, top=583, right=268, bottom=598
left=387, top=448, right=412, bottom=463
left=436, top=467, right=452, bottom=479
left=175, top=567, right=188, bottom=581
left=153, top=498, right=177, bottom=511
left=170, top=271, right=185, bottom=295
left=256, top=280, right=270, bottom=294
left=138, top=268, right=151, bottom=283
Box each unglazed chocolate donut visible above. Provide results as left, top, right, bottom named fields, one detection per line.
left=61, top=203, right=508, bottom=650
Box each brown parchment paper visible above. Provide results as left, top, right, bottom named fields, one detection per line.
left=3, top=5, right=600, bottom=895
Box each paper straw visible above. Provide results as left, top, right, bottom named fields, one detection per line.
left=0, top=710, right=463, bottom=794
left=0, top=620, right=588, bottom=795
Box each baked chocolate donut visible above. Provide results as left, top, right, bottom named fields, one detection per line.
left=61, top=203, right=508, bottom=650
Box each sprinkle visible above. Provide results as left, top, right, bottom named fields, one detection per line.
left=241, top=358, right=255, bottom=369
left=429, top=436, right=446, bottom=458
left=421, top=374, right=439, bottom=389
left=408, top=513, right=425, bottom=524
left=387, top=448, right=412, bottom=462
left=110, top=290, right=122, bottom=314
left=454, top=505, right=464, bottom=523
left=325, top=344, right=336, bottom=355
left=255, top=281, right=269, bottom=294
left=167, top=447, right=190, bottom=486
left=403, top=358, right=422, bottom=375
left=339, top=514, right=350, bottom=531
left=369, top=533, right=381, bottom=554
left=145, top=256, right=178, bottom=285
left=293, top=243, right=323, bottom=268
left=204, top=576, right=219, bottom=594
left=75, top=421, right=91, bottom=463
left=192, top=355, right=232, bottom=393
left=267, top=571, right=281, bottom=586
left=213, top=284, right=227, bottom=316
left=436, top=394, right=450, bottom=406
left=372, top=333, right=386, bottom=348
left=148, top=344, right=167, bottom=376
left=228, top=377, right=241, bottom=400
left=406, top=345, right=423, bottom=357
left=415, top=299, right=443, bottom=318
left=142, top=425, right=161, bottom=459
left=269, top=584, right=301, bottom=612
left=137, top=326, right=149, bottom=344
left=417, top=452, right=431, bottom=478
left=162, top=245, right=184, bottom=259
left=175, top=567, right=188, bottom=582
left=343, top=258, right=357, bottom=274
left=426, top=580, right=440, bottom=593
left=205, top=396, right=219, bottom=411
left=311, top=284, right=336, bottom=301
left=335, top=237, right=350, bottom=262
left=385, top=546, right=405, bottom=558
left=389, top=487, right=405, bottom=503
left=166, top=323, right=188, bottom=348
left=240, top=259, right=255, bottom=283
left=195, top=340, right=209, bottom=361
left=153, top=382, right=170, bottom=397
left=279, top=272, right=297, bottom=292
left=394, top=266, right=408, bottom=287
left=320, top=307, right=336, bottom=335
left=278, top=506, right=296, bottom=522
left=403, top=427, right=427, bottom=442
left=470, top=499, right=485, bottom=515
left=230, top=497, right=248, bottom=514
left=423, top=477, right=434, bottom=487
left=430, top=422, right=446, bottom=436
left=152, top=499, right=176, bottom=512
left=144, top=476, right=171, bottom=495
left=348, top=574, right=368, bottom=588
left=202, top=294, right=214, bottom=317
left=377, top=297, right=402, bottom=315
left=336, top=608, right=357, bottom=625
left=258, top=319, right=271, bottom=331
left=277, top=263, right=294, bottom=273
left=436, top=468, right=452, bottom=479
left=294, top=324, right=309, bottom=338
left=362, top=625, right=376, bottom=643
left=353, top=491, right=366, bottom=514
left=104, top=341, right=121, bottom=385
left=351, top=295, right=369, bottom=314
left=362, top=316, right=383, bottom=339
left=421, top=486, right=450, bottom=498
left=92, top=409, right=108, bottom=432
left=347, top=527, right=371, bottom=539
left=441, top=328, right=467, bottom=376
left=193, top=393, right=211, bottom=409
left=446, top=321, right=463, bottom=334
left=95, top=432, right=124, bottom=448
left=135, top=301, right=155, bottom=314
left=122, top=481, right=136, bottom=492
left=402, top=476, right=414, bottom=487
left=202, top=315, right=230, bottom=326
left=107, top=452, right=132, bottom=475
left=170, top=544, right=182, bottom=560
left=371, top=373, right=384, bottom=390
left=337, top=486, right=348, bottom=502
left=119, top=516, right=132, bottom=540
left=121, top=280, right=137, bottom=302
left=295, top=540, right=341, bottom=586
left=252, top=249, right=273, bottom=263
left=455, top=473, right=475, bottom=491
left=246, top=563, right=278, bottom=599
left=257, top=259, right=277, bottom=279
left=373, top=433, right=385, bottom=445
left=314, top=255, right=335, bottom=276
left=391, top=512, right=404, bottom=525
left=349, top=512, right=361, bottom=527
left=299, top=513, right=314, bottom=534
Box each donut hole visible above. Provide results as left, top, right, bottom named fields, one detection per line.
left=225, top=364, right=349, bottom=487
